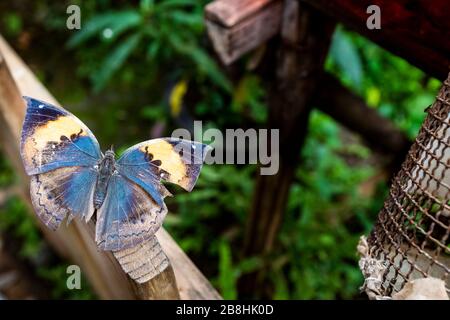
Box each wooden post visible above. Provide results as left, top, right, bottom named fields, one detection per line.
left=239, top=1, right=336, bottom=297
left=0, top=34, right=221, bottom=300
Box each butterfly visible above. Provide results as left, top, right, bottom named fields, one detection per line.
left=20, top=96, right=210, bottom=252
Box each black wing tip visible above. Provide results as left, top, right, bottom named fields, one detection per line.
left=22, top=96, right=60, bottom=110
left=22, top=96, right=42, bottom=105
left=167, top=138, right=213, bottom=158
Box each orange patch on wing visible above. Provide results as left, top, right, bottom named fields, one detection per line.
left=139, top=140, right=190, bottom=189
left=23, top=115, right=87, bottom=167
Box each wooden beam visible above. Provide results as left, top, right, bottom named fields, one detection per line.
left=300, top=0, right=450, bottom=80
left=239, top=1, right=336, bottom=297
left=314, top=73, right=411, bottom=166
left=0, top=34, right=221, bottom=300
left=205, top=0, right=282, bottom=64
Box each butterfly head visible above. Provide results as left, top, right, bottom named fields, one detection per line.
left=104, top=145, right=115, bottom=158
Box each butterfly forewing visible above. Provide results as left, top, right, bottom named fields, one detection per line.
left=20, top=96, right=102, bottom=175
left=117, top=138, right=210, bottom=202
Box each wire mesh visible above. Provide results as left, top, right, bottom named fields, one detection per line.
left=365, top=75, right=450, bottom=298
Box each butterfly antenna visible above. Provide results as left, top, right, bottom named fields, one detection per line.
left=110, top=144, right=114, bottom=152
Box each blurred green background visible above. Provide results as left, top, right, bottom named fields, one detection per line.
left=0, top=0, right=441, bottom=299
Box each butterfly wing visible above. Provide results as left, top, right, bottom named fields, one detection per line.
left=95, top=173, right=167, bottom=251
left=20, top=97, right=101, bottom=228
left=97, top=138, right=210, bottom=251
left=20, top=96, right=102, bottom=175
left=116, top=138, right=211, bottom=206
left=30, top=164, right=98, bottom=229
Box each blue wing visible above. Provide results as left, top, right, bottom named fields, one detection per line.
left=95, top=173, right=167, bottom=251
left=20, top=97, right=101, bottom=229
left=20, top=96, right=102, bottom=175
left=30, top=166, right=97, bottom=229
left=97, top=138, right=210, bottom=251
left=116, top=138, right=211, bottom=206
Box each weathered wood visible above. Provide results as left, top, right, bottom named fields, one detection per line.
left=239, top=1, right=335, bottom=297
left=113, top=236, right=170, bottom=285
left=129, top=265, right=180, bottom=300
left=113, top=235, right=179, bottom=300
left=205, top=0, right=282, bottom=64
left=205, top=0, right=275, bottom=27
left=301, top=0, right=450, bottom=80
left=0, top=34, right=221, bottom=300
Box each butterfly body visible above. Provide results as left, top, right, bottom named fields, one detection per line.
left=20, top=97, right=210, bottom=251
left=93, top=149, right=117, bottom=209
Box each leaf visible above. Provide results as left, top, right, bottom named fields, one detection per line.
left=168, top=11, right=203, bottom=31
left=329, top=28, right=363, bottom=90
left=146, top=41, right=160, bottom=60
left=168, top=35, right=232, bottom=92
left=169, top=80, right=188, bottom=117
left=157, top=0, right=199, bottom=10
left=218, top=241, right=237, bottom=299
left=67, top=10, right=141, bottom=48
left=93, top=33, right=142, bottom=91
left=4, top=13, right=23, bottom=36
left=140, top=0, right=154, bottom=13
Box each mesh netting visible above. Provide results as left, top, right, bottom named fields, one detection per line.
left=363, top=74, right=450, bottom=298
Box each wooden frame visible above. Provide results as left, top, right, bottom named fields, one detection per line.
left=205, top=0, right=282, bottom=64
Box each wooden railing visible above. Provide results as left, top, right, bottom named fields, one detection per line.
left=0, top=34, right=221, bottom=300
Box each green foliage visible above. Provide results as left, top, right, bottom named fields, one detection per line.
left=67, top=0, right=230, bottom=92
left=232, top=74, right=267, bottom=123
left=327, top=27, right=440, bottom=139
left=217, top=241, right=262, bottom=299
left=2, top=12, right=23, bottom=37
left=0, top=197, right=43, bottom=258
left=246, top=110, right=384, bottom=299
left=329, top=27, right=363, bottom=92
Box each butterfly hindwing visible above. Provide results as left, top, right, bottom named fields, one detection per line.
left=116, top=138, right=210, bottom=205
left=95, top=173, right=167, bottom=251
left=30, top=166, right=97, bottom=229
left=20, top=96, right=102, bottom=175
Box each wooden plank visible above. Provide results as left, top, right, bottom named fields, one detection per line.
left=205, top=0, right=275, bottom=27
left=300, top=0, right=450, bottom=80
left=205, top=0, right=282, bottom=64
left=112, top=234, right=180, bottom=300
left=0, top=34, right=221, bottom=300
